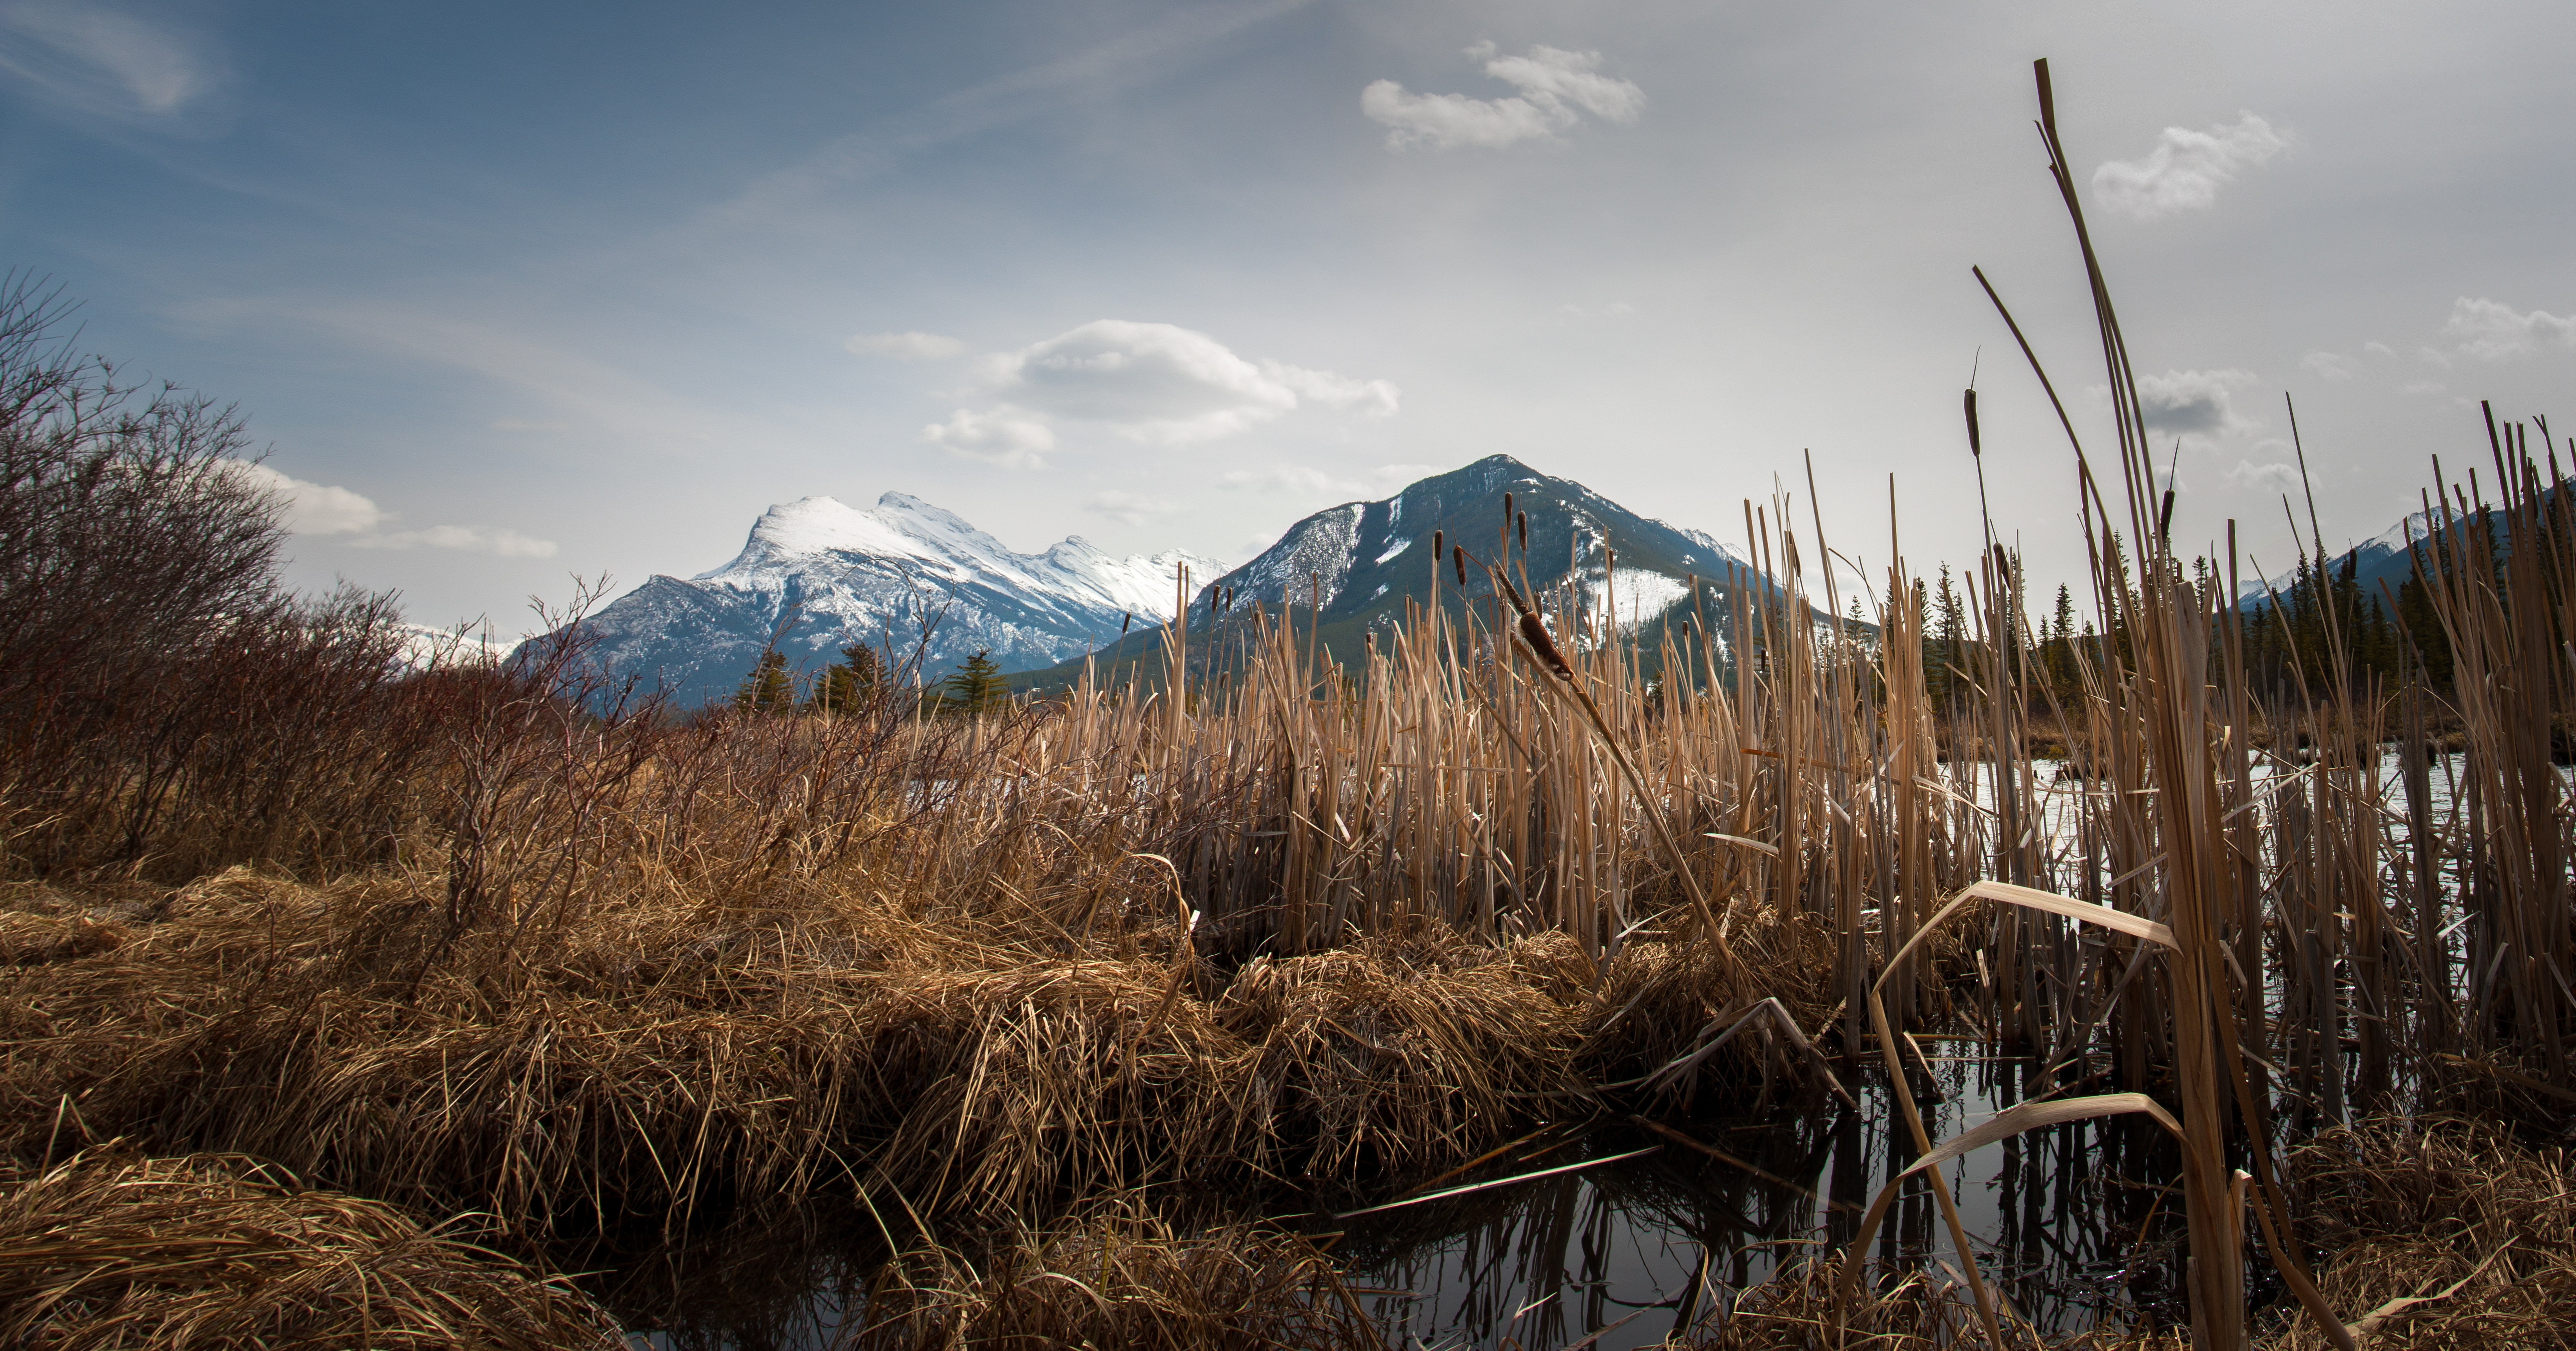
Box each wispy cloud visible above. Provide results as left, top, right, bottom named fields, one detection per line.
left=347, top=525, right=557, bottom=557
left=921, top=405, right=1054, bottom=468
left=2225, top=459, right=2300, bottom=493
left=1084, top=490, right=1180, bottom=524
left=704, top=0, right=1311, bottom=231
left=1218, top=461, right=1449, bottom=498
left=226, top=460, right=558, bottom=556
left=0, top=1, right=220, bottom=123
left=927, top=320, right=1396, bottom=460
left=2299, top=350, right=2359, bottom=383
left=2091, top=113, right=2291, bottom=220
left=1362, top=42, right=1643, bottom=151
left=845, top=330, right=966, bottom=360
left=2439, top=296, right=2576, bottom=361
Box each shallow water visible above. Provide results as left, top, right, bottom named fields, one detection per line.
left=614, top=746, right=2510, bottom=1348
left=608, top=1048, right=2203, bottom=1350
left=1311, top=1052, right=2190, bottom=1350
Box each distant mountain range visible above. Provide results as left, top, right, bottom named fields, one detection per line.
left=1008, top=454, right=1816, bottom=692
left=564, top=493, right=1218, bottom=706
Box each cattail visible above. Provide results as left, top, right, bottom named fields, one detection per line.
left=1453, top=544, right=1468, bottom=587
left=1964, top=388, right=1982, bottom=457
left=1517, top=510, right=1527, bottom=551
left=1504, top=491, right=1514, bottom=527
left=1120, top=612, right=1132, bottom=635
left=1432, top=530, right=1443, bottom=573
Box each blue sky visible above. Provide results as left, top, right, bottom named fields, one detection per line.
left=5, top=0, right=2570, bottom=631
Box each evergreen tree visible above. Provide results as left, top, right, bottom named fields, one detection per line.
left=944, top=649, right=1007, bottom=715
left=811, top=641, right=883, bottom=713
left=1932, top=564, right=1965, bottom=706
left=732, top=648, right=794, bottom=714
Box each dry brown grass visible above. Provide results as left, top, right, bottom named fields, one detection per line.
left=0, top=1146, right=623, bottom=1350
left=0, top=865, right=1793, bottom=1237
left=857, top=1193, right=1381, bottom=1351
left=2262, top=1118, right=2576, bottom=1350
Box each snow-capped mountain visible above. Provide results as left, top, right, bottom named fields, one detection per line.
left=1014, top=455, right=1813, bottom=691
left=564, top=493, right=1221, bottom=705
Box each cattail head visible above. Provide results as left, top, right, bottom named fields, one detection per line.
left=1432, top=530, right=1444, bottom=575
left=1504, top=491, right=1514, bottom=526
left=1964, top=388, right=1982, bottom=457
left=1520, top=614, right=1574, bottom=680
left=1453, top=544, right=1468, bottom=586
left=1516, top=510, right=1528, bottom=551
left=1120, top=612, right=1133, bottom=635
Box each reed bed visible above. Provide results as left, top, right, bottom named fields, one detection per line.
left=0, top=1146, right=624, bottom=1351
left=3, top=61, right=2573, bottom=1351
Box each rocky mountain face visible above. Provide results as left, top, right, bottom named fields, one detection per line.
left=1011, top=454, right=1812, bottom=691
left=565, top=493, right=1218, bottom=706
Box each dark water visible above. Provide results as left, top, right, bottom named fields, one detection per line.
left=1309, top=1052, right=2189, bottom=1350
left=611, top=1049, right=2195, bottom=1350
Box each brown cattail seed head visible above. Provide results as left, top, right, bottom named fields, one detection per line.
left=1453, top=544, right=1468, bottom=586
left=1520, top=613, right=1575, bottom=680
left=1504, top=491, right=1514, bottom=525
left=1964, top=388, right=1982, bottom=457
left=1517, top=511, right=1527, bottom=551
left=1432, top=529, right=1444, bottom=572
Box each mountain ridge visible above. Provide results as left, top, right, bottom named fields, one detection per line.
left=562, top=491, right=1219, bottom=706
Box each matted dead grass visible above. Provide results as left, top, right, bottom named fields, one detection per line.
left=0, top=1146, right=624, bottom=1351
left=1, top=867, right=1803, bottom=1236
left=2262, top=1117, right=2576, bottom=1350
left=857, top=1194, right=1382, bottom=1351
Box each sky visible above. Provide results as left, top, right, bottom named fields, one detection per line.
left=3, top=0, right=2570, bottom=633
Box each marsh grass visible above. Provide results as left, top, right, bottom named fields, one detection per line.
left=0, top=1146, right=624, bottom=1350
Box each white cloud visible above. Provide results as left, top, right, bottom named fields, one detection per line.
left=2299, top=350, right=2358, bottom=383
left=1260, top=360, right=1399, bottom=417
left=1362, top=42, right=1643, bottom=151
left=922, top=404, right=1055, bottom=467
left=954, top=320, right=1398, bottom=448
left=2364, top=341, right=2397, bottom=359
left=2090, top=112, right=2291, bottom=220
left=1084, top=490, right=1180, bottom=524
left=225, top=460, right=386, bottom=536
left=0, top=2, right=217, bottom=120
left=348, top=526, right=558, bottom=558
left=2440, top=296, right=2576, bottom=362
left=224, top=460, right=556, bottom=556
left=2226, top=460, right=2301, bottom=493
left=2402, top=380, right=2450, bottom=397
left=2134, top=368, right=2258, bottom=440
left=1220, top=465, right=1364, bottom=495
left=845, top=330, right=967, bottom=360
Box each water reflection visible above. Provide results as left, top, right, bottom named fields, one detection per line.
left=1321, top=1051, right=2189, bottom=1349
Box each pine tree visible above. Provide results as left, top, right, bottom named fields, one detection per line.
left=811, top=642, right=883, bottom=714
left=733, top=648, right=795, bottom=714
left=944, top=649, right=1006, bottom=715
left=1932, top=564, right=1965, bottom=707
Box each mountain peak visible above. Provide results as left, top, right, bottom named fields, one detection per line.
left=583, top=490, right=1220, bottom=705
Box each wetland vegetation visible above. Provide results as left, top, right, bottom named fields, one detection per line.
left=6, top=63, right=2574, bottom=1351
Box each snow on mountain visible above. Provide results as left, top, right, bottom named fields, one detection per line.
left=563, top=493, right=1220, bottom=706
